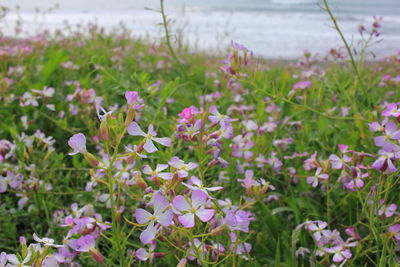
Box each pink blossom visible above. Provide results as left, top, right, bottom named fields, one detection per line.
left=168, top=157, right=198, bottom=178
left=68, top=133, right=87, bottom=155
left=125, top=91, right=143, bottom=110
left=127, top=122, right=171, bottom=153
left=182, top=176, right=223, bottom=196
left=142, top=164, right=173, bottom=181
left=389, top=224, right=400, bottom=240
left=382, top=103, right=400, bottom=117
left=324, top=245, right=352, bottom=263
left=135, top=193, right=173, bottom=244
left=172, top=190, right=214, bottom=228
left=306, top=168, right=329, bottom=188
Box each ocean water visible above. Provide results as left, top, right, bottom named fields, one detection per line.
left=1, top=0, right=399, bottom=59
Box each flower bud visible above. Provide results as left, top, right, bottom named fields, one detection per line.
left=154, top=252, right=165, bottom=258
left=99, top=120, right=109, bottom=141
left=89, top=248, right=104, bottom=263
left=211, top=224, right=226, bottom=236
left=177, top=258, right=187, bottom=267
left=125, top=108, right=136, bottom=127
left=84, top=152, right=99, bottom=167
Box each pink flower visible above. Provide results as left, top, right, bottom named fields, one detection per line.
left=225, top=209, right=254, bottom=232
left=238, top=170, right=261, bottom=189
left=382, top=103, right=400, bottom=117
left=182, top=176, right=223, bottom=195
left=293, top=80, right=312, bottom=90
left=373, top=122, right=400, bottom=149
left=127, top=122, right=171, bottom=153
left=135, top=193, right=173, bottom=244
left=345, top=226, right=360, bottom=239
left=6, top=250, right=32, bottom=267
left=324, top=245, right=352, bottom=263
left=179, top=107, right=193, bottom=120
left=68, top=133, right=87, bottom=155
left=308, top=221, right=328, bottom=241
left=371, top=149, right=399, bottom=173
left=389, top=224, right=400, bottom=240
left=343, top=167, right=368, bottom=190
left=168, top=157, right=198, bottom=178
left=142, top=164, right=173, bottom=181
left=172, top=190, right=214, bottom=228
left=135, top=242, right=157, bottom=262
left=33, top=233, right=63, bottom=248
left=208, top=106, right=231, bottom=127
left=125, top=91, right=143, bottom=110
left=306, top=168, right=329, bottom=187
left=0, top=171, right=23, bottom=193
left=229, top=232, right=252, bottom=255
left=67, top=234, right=103, bottom=263
left=377, top=200, right=397, bottom=218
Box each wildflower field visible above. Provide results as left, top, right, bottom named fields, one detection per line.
left=1, top=2, right=400, bottom=266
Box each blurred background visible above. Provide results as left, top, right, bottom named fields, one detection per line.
left=1, top=0, right=399, bottom=59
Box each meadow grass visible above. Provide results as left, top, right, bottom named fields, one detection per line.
left=0, top=3, right=400, bottom=267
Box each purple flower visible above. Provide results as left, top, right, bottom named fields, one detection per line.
left=6, top=250, right=32, bottom=267
left=382, top=103, right=400, bottom=117
left=68, top=133, right=87, bottom=155
left=0, top=252, right=7, bottom=267
left=373, top=122, right=400, bottom=149
left=238, top=170, right=262, bottom=190
left=229, top=232, right=252, bottom=255
left=306, top=168, right=329, bottom=188
left=142, top=164, right=173, bottom=181
left=135, top=193, right=173, bottom=244
left=208, top=106, right=231, bottom=127
left=135, top=242, right=156, bottom=262
left=371, top=149, right=399, bottom=173
left=172, top=190, right=215, bottom=228
left=295, top=247, right=310, bottom=258
left=182, top=176, right=223, bottom=196
left=324, top=245, right=352, bottom=263
left=125, top=91, right=143, bottom=110
left=389, top=224, right=400, bottom=240
left=127, top=122, right=171, bottom=153
left=293, top=80, right=312, bottom=90
left=225, top=209, right=254, bottom=232
left=33, top=233, right=63, bottom=248
left=67, top=234, right=103, bottom=262
left=308, top=221, right=328, bottom=241
left=168, top=157, right=198, bottom=178
left=345, top=226, right=360, bottom=239
left=329, top=153, right=352, bottom=170
left=343, top=167, right=368, bottom=190
left=377, top=200, right=397, bottom=218
left=0, top=171, right=23, bottom=193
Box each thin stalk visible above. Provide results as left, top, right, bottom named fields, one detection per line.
left=322, top=0, right=360, bottom=82
left=159, top=0, right=187, bottom=75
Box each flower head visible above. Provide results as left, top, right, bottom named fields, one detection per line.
left=127, top=122, right=171, bottom=153
left=68, top=133, right=87, bottom=155
left=173, top=190, right=214, bottom=228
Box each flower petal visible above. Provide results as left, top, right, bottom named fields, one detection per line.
left=135, top=208, right=152, bottom=224
left=157, top=210, right=174, bottom=227
left=173, top=195, right=191, bottom=212
left=143, top=139, right=157, bottom=153
left=127, top=122, right=146, bottom=136
left=192, top=190, right=208, bottom=209
left=152, top=137, right=171, bottom=147
left=140, top=223, right=156, bottom=244
left=195, top=207, right=214, bottom=222
left=178, top=213, right=195, bottom=228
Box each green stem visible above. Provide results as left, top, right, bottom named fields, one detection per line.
left=159, top=0, right=187, bottom=75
